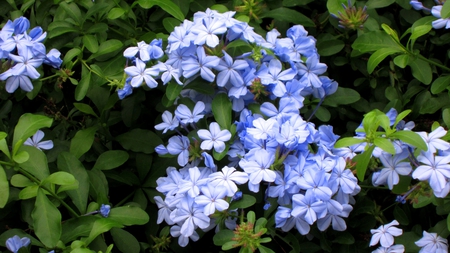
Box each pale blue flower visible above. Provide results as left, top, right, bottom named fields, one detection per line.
left=372, top=151, right=412, bottom=190
left=431, top=5, right=450, bottom=29
left=155, top=196, right=174, bottom=225
left=170, top=224, right=200, bottom=247
left=6, top=235, right=30, bottom=253
left=182, top=46, right=220, bottom=82
left=417, top=126, right=450, bottom=153
left=169, top=196, right=210, bottom=237
left=258, top=59, right=297, bottom=97
left=24, top=130, right=53, bottom=150
left=175, top=101, right=205, bottom=124
left=291, top=190, right=327, bottom=225
left=197, top=122, right=231, bottom=153
left=370, top=220, right=402, bottom=247
left=412, top=151, right=450, bottom=193
left=191, top=18, right=227, bottom=47
left=215, top=51, right=248, bottom=87
left=195, top=185, right=229, bottom=215
left=123, top=41, right=149, bottom=61
left=154, top=61, right=182, bottom=85
left=208, top=166, right=248, bottom=197
left=167, top=135, right=190, bottom=166
left=178, top=166, right=209, bottom=198
left=246, top=117, right=277, bottom=140
left=415, top=231, right=448, bottom=253
left=124, top=58, right=159, bottom=88
left=239, top=149, right=276, bottom=185
left=155, top=111, right=179, bottom=134
left=372, top=245, right=406, bottom=253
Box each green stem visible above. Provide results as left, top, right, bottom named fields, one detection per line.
left=416, top=54, right=450, bottom=72
left=81, top=60, right=113, bottom=83
left=39, top=74, right=58, bottom=82
left=0, top=160, right=15, bottom=167
left=18, top=167, right=80, bottom=218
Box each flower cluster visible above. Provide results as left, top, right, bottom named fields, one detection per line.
left=0, top=17, right=62, bottom=93
left=123, top=8, right=369, bottom=247
left=410, top=0, right=450, bottom=29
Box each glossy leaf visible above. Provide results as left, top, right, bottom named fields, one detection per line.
left=431, top=75, right=450, bottom=94
left=334, top=137, right=365, bottom=148
left=229, top=194, right=256, bottom=209
left=137, top=0, right=184, bottom=21
left=367, top=48, right=402, bottom=74
left=73, top=103, right=98, bottom=118
left=390, top=131, right=428, bottom=151
left=108, top=206, right=149, bottom=226
left=0, top=166, right=8, bottom=208
left=260, top=7, right=314, bottom=27
left=75, top=64, right=91, bottom=101
left=42, top=171, right=77, bottom=186
left=82, top=35, right=98, bottom=53
left=70, top=126, right=98, bottom=159
left=92, top=150, right=129, bottom=170
left=408, top=58, right=432, bottom=85
left=116, top=128, right=162, bottom=154
left=18, top=145, right=50, bottom=181
left=83, top=218, right=123, bottom=246
left=212, top=93, right=232, bottom=130
left=354, top=145, right=375, bottom=181
left=110, top=228, right=140, bottom=253
left=58, top=152, right=89, bottom=214
left=13, top=113, right=52, bottom=151
left=32, top=189, right=62, bottom=248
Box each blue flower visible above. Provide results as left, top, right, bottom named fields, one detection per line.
left=239, top=149, right=276, bottom=185
left=24, top=130, right=54, bottom=150
left=13, top=17, right=29, bottom=34
left=167, top=135, right=191, bottom=166
left=415, top=231, right=448, bottom=252
left=258, top=59, right=297, bottom=97
left=431, top=5, right=450, bottom=29
left=191, top=18, right=227, bottom=48
left=195, top=185, right=229, bottom=215
left=123, top=41, right=150, bottom=61
left=155, top=111, right=179, bottom=134
left=182, top=46, right=220, bottom=82
left=124, top=58, right=159, bottom=88
left=197, top=122, right=232, bottom=153
left=208, top=166, right=248, bottom=197
left=412, top=151, right=450, bottom=193
left=175, top=101, right=205, bottom=124
left=6, top=235, right=30, bottom=253
left=100, top=204, right=111, bottom=217
left=372, top=151, right=412, bottom=190
left=370, top=220, right=402, bottom=247
left=215, top=51, right=248, bottom=87
left=291, top=190, right=327, bottom=225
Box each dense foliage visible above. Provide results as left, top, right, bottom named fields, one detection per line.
left=1, top=0, right=450, bottom=252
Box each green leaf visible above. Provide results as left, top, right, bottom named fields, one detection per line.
left=390, top=131, right=428, bottom=151
left=367, top=48, right=401, bottom=74
left=32, top=189, right=62, bottom=248
left=63, top=48, right=82, bottom=65
left=334, top=137, right=366, bottom=148
left=408, top=58, right=432, bottom=85
left=18, top=145, right=50, bottom=181
left=107, top=7, right=125, bottom=20
left=87, top=169, right=109, bottom=204
left=162, top=17, right=180, bottom=33
left=42, top=171, right=77, bottom=186
left=165, top=81, right=184, bottom=101
left=322, top=87, right=360, bottom=106
left=19, top=185, right=39, bottom=199
left=317, top=39, right=345, bottom=56
left=394, top=110, right=411, bottom=128
left=260, top=7, right=314, bottom=27
left=229, top=194, right=256, bottom=209
left=82, top=35, right=98, bottom=54
left=258, top=245, right=275, bottom=253
left=374, top=137, right=395, bottom=154
left=381, top=24, right=400, bottom=43
left=57, top=152, right=89, bottom=214
left=70, top=126, right=98, bottom=159
left=75, top=64, right=91, bottom=101
left=393, top=54, right=410, bottom=68
left=410, top=25, right=432, bottom=41
left=93, top=150, right=129, bottom=170
left=116, top=129, right=162, bottom=154
left=48, top=26, right=79, bottom=38
left=0, top=165, right=8, bottom=208
left=332, top=232, right=355, bottom=245
left=213, top=229, right=235, bottom=246
left=354, top=145, right=375, bottom=181
left=59, top=2, right=83, bottom=25
left=73, top=103, right=98, bottom=118
left=443, top=108, right=450, bottom=129
left=137, top=0, right=184, bottom=21
left=431, top=75, right=450, bottom=94
left=315, top=106, right=331, bottom=122
left=110, top=228, right=140, bottom=253
left=13, top=150, right=29, bottom=163
left=84, top=218, right=123, bottom=246
left=366, top=0, right=395, bottom=9
left=108, top=206, right=149, bottom=226
left=11, top=174, right=34, bottom=187
left=89, top=39, right=123, bottom=60
left=352, top=31, right=404, bottom=53
left=13, top=113, right=52, bottom=151
left=442, top=0, right=450, bottom=19
left=394, top=206, right=409, bottom=225
left=212, top=93, right=232, bottom=130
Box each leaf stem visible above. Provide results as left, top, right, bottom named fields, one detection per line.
left=416, top=54, right=450, bottom=72
left=18, top=167, right=81, bottom=218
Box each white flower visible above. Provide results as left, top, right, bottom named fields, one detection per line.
left=415, top=231, right=448, bottom=253
left=370, top=220, right=403, bottom=247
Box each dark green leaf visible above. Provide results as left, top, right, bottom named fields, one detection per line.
left=10, top=174, right=34, bottom=187
left=89, top=39, right=123, bottom=60
left=83, top=218, right=123, bottom=246
left=229, top=194, right=256, bottom=209
left=63, top=48, right=82, bottom=65
left=260, top=7, right=314, bottom=27
left=408, top=58, right=432, bottom=85
left=394, top=206, right=409, bottom=225
left=431, top=75, right=450, bottom=94
left=317, top=40, right=345, bottom=56
left=212, top=93, right=232, bottom=130
left=137, top=0, right=184, bottom=21
left=82, top=35, right=98, bottom=54
left=32, top=189, right=62, bottom=248
left=87, top=169, right=109, bottom=204
left=332, top=232, right=355, bottom=244
left=352, top=31, right=404, bottom=53
left=367, top=48, right=402, bottom=74
left=162, top=17, right=180, bottom=33
left=116, top=129, right=162, bottom=154
left=93, top=150, right=129, bottom=170
left=75, top=64, right=91, bottom=101
left=0, top=166, right=8, bottom=208
left=165, top=81, right=184, bottom=101
left=59, top=2, right=83, bottom=25
left=58, top=152, right=89, bottom=214
left=393, top=54, right=410, bottom=68
left=442, top=0, right=450, bottom=19
left=443, top=108, right=450, bottom=129
left=70, top=126, right=98, bottom=159
left=73, top=103, right=98, bottom=117
left=108, top=206, right=149, bottom=226
left=366, top=0, right=395, bottom=9
left=42, top=172, right=77, bottom=186
left=322, top=87, right=360, bottom=106
left=110, top=228, right=140, bottom=253
left=213, top=229, right=235, bottom=246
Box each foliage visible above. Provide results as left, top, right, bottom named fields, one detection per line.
left=0, top=0, right=450, bottom=253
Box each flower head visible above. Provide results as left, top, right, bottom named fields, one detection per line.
left=415, top=231, right=448, bottom=253
left=370, top=220, right=403, bottom=248
left=331, top=0, right=369, bottom=30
